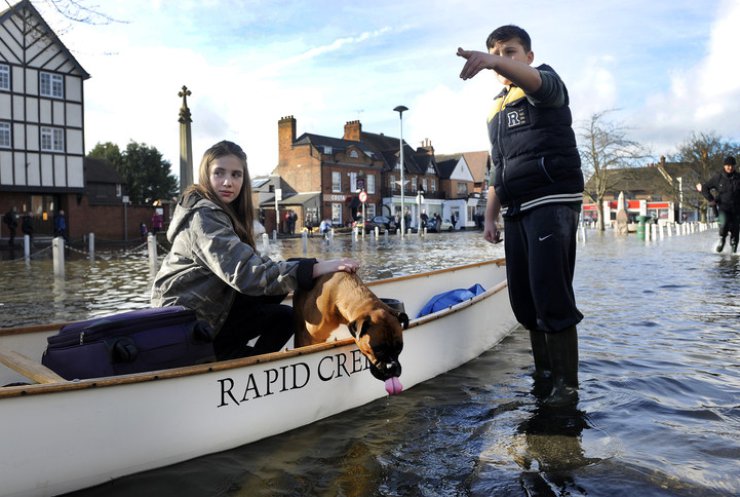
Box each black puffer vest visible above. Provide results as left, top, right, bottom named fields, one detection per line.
left=487, top=64, right=583, bottom=217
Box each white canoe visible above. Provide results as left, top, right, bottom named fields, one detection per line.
left=0, top=259, right=516, bottom=497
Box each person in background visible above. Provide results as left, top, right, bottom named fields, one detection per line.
left=458, top=25, right=584, bottom=406
left=697, top=156, right=740, bottom=253
left=3, top=207, right=18, bottom=246
left=21, top=212, right=33, bottom=240
left=151, top=140, right=359, bottom=360
left=54, top=209, right=68, bottom=242
left=151, top=211, right=164, bottom=236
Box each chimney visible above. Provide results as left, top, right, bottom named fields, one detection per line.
left=417, top=138, right=434, bottom=156
left=344, top=120, right=362, bottom=142
left=278, top=116, right=297, bottom=162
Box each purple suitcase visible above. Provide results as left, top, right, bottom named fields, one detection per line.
left=42, top=306, right=216, bottom=380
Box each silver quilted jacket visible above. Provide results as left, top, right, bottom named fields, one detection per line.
left=151, top=194, right=314, bottom=333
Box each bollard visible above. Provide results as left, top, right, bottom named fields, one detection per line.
left=23, top=234, right=31, bottom=260
left=302, top=230, right=308, bottom=254
left=88, top=233, right=95, bottom=261
left=637, top=216, right=647, bottom=240
left=147, top=233, right=158, bottom=272
left=375, top=226, right=379, bottom=238
left=262, top=233, right=270, bottom=254
left=580, top=225, right=586, bottom=243
left=272, top=229, right=277, bottom=242
left=53, top=236, right=65, bottom=278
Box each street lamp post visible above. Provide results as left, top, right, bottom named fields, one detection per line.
left=394, top=105, right=408, bottom=236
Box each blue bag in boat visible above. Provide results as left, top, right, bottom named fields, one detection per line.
left=416, top=284, right=486, bottom=318
left=41, top=306, right=216, bottom=380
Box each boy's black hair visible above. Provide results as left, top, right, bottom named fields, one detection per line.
left=723, top=156, right=736, bottom=166
left=486, top=25, right=531, bottom=53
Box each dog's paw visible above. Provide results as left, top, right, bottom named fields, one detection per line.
left=384, top=376, right=403, bottom=395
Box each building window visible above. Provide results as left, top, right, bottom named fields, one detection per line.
left=350, top=171, right=358, bottom=192
left=367, top=174, right=375, bottom=194
left=349, top=149, right=358, bottom=158
left=41, top=127, right=64, bottom=152
left=431, top=179, right=437, bottom=193
left=0, top=122, right=10, bottom=148
left=0, top=64, right=9, bottom=91
left=331, top=203, right=343, bottom=225
left=457, top=182, right=468, bottom=196
left=422, top=178, right=428, bottom=192
left=332, top=171, right=341, bottom=192
left=389, top=174, right=397, bottom=192
left=40, top=72, right=64, bottom=98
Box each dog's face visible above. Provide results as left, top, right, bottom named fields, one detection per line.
left=348, top=308, right=408, bottom=381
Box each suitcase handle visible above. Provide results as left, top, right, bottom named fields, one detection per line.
left=111, top=337, right=138, bottom=363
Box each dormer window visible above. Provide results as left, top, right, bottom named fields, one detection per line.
left=324, top=145, right=333, bottom=155
left=349, top=149, right=359, bottom=158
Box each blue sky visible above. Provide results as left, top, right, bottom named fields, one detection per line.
left=32, top=0, right=740, bottom=178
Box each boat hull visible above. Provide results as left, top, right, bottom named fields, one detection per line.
left=0, top=259, right=516, bottom=497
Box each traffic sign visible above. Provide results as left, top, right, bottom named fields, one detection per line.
left=359, top=191, right=368, bottom=203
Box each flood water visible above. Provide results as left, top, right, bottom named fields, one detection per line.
left=1, top=228, right=739, bottom=497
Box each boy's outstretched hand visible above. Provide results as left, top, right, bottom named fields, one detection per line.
left=457, top=47, right=494, bottom=80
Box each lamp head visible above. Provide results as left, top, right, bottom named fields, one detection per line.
left=393, top=105, right=408, bottom=117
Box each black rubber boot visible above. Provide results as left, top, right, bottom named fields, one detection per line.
left=529, top=329, right=552, bottom=398
left=543, top=326, right=579, bottom=407
left=716, top=236, right=726, bottom=253
left=731, top=239, right=738, bottom=254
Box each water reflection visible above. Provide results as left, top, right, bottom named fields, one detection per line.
left=0, top=232, right=504, bottom=327
left=514, top=404, right=597, bottom=496
left=4, top=229, right=740, bottom=497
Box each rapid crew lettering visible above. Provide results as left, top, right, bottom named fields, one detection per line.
left=217, top=349, right=371, bottom=407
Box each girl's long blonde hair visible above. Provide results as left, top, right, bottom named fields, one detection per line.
left=184, top=140, right=255, bottom=247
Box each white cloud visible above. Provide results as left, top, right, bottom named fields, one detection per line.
left=632, top=0, right=740, bottom=156
left=29, top=0, right=735, bottom=181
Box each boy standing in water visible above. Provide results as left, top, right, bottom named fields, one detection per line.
left=457, top=25, right=584, bottom=406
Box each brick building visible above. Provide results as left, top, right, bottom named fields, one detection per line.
left=273, top=116, right=479, bottom=231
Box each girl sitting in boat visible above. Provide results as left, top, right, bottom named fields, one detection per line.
left=151, top=140, right=359, bottom=360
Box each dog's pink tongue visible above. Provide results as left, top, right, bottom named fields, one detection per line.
left=384, top=376, right=403, bottom=395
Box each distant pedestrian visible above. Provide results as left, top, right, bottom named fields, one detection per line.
left=697, top=156, right=740, bottom=253
left=140, top=222, right=148, bottom=240
left=151, top=211, right=164, bottom=235
left=54, top=210, right=68, bottom=241
left=21, top=213, right=33, bottom=239
left=3, top=207, right=18, bottom=246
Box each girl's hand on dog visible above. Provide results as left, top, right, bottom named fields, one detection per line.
left=313, top=258, right=360, bottom=278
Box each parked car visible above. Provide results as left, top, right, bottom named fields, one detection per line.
left=428, top=218, right=454, bottom=232
left=358, top=215, right=397, bottom=233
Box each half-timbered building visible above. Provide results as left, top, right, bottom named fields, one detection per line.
left=0, top=0, right=89, bottom=237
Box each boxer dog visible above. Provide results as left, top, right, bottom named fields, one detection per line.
left=293, top=271, right=408, bottom=394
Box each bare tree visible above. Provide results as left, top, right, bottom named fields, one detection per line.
left=672, top=132, right=739, bottom=222
left=578, top=110, right=648, bottom=231
left=2, top=0, right=124, bottom=51
left=2, top=0, right=121, bottom=25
